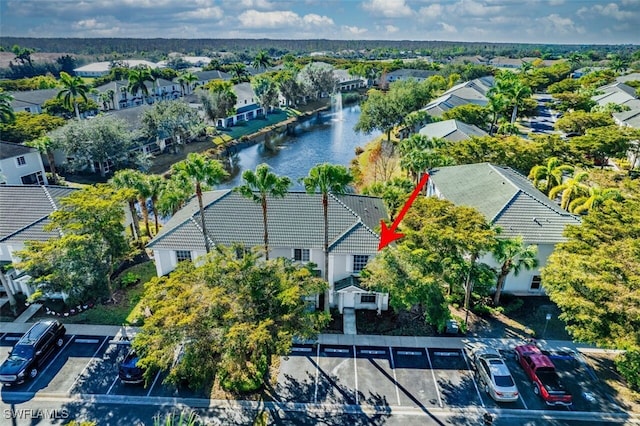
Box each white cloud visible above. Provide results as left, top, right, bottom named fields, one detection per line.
left=343, top=25, right=368, bottom=35
left=440, top=22, right=457, bottom=33
left=539, top=13, right=585, bottom=35
left=237, top=0, right=274, bottom=9
left=447, top=0, right=503, bottom=17
left=418, top=4, right=443, bottom=18
left=385, top=25, right=399, bottom=33
left=177, top=6, right=224, bottom=20
left=549, top=0, right=565, bottom=5
left=72, top=18, right=107, bottom=30
left=362, top=0, right=413, bottom=18
left=238, top=10, right=333, bottom=29
left=593, top=3, right=635, bottom=20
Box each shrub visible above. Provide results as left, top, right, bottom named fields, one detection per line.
left=616, top=350, right=640, bottom=392
left=119, top=272, right=140, bottom=288
left=503, top=298, right=524, bottom=314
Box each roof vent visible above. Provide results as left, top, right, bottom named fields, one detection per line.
left=533, top=217, right=541, bottom=226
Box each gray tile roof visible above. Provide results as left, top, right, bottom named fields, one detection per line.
left=614, top=109, right=640, bottom=128
left=9, top=89, right=59, bottom=108
left=429, top=163, right=581, bottom=243
left=422, top=93, right=487, bottom=117
left=148, top=190, right=387, bottom=254
left=194, top=70, right=231, bottom=81
left=334, top=275, right=364, bottom=291
left=0, top=141, right=37, bottom=160
left=0, top=185, right=77, bottom=244
left=419, top=119, right=487, bottom=142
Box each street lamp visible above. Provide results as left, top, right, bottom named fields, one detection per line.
left=542, top=313, right=552, bottom=339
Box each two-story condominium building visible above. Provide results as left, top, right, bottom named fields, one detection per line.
left=147, top=190, right=390, bottom=313
left=0, top=141, right=48, bottom=185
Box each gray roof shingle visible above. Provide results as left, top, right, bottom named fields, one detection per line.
left=0, top=141, right=37, bottom=160
left=429, top=163, right=580, bottom=243
left=148, top=190, right=387, bottom=254
left=0, top=185, right=77, bottom=243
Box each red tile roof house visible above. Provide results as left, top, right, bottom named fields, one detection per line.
left=147, top=190, right=390, bottom=313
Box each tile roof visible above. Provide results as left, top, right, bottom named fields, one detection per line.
left=148, top=190, right=387, bottom=254
left=194, top=70, right=231, bottom=81
left=9, top=89, right=59, bottom=108
left=419, top=119, right=487, bottom=142
left=429, top=163, right=581, bottom=243
left=422, top=93, right=488, bottom=117
left=614, top=109, right=640, bottom=128
left=334, top=275, right=365, bottom=292
left=0, top=141, right=37, bottom=160
left=0, top=185, right=77, bottom=244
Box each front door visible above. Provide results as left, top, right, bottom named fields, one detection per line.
left=343, top=292, right=355, bottom=309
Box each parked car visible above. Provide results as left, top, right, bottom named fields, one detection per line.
left=0, top=320, right=66, bottom=385
left=514, top=344, right=572, bottom=406
left=472, top=347, right=519, bottom=402
left=118, top=349, right=144, bottom=384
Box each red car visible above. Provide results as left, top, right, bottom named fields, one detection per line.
left=514, top=344, right=572, bottom=407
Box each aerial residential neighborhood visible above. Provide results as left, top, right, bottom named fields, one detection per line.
left=0, top=1, right=639, bottom=425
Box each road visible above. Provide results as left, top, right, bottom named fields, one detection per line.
left=527, top=94, right=560, bottom=136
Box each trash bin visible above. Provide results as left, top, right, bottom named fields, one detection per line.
left=445, top=319, right=459, bottom=334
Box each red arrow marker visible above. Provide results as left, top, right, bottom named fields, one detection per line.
left=378, top=172, right=429, bottom=251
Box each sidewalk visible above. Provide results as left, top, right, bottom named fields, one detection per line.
left=0, top=321, right=599, bottom=354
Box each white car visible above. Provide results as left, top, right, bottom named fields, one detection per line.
left=473, top=348, right=519, bottom=403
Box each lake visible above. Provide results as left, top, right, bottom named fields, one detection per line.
left=219, top=104, right=380, bottom=189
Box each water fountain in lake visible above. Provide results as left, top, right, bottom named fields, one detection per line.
left=331, top=92, right=344, bottom=122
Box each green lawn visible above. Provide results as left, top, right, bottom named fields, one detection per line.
left=220, top=111, right=289, bottom=140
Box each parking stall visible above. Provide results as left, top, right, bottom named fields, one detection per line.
left=354, top=346, right=397, bottom=407
left=428, top=348, right=483, bottom=409
left=391, top=347, right=441, bottom=409
left=276, top=343, right=318, bottom=403
left=71, top=339, right=130, bottom=395
left=315, top=345, right=356, bottom=405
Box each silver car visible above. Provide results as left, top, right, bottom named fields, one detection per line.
left=473, top=348, right=519, bottom=403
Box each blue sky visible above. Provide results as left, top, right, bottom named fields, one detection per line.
left=1, top=0, right=638, bottom=44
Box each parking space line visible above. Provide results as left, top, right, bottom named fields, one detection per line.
left=5, top=336, right=21, bottom=341
left=461, top=347, right=485, bottom=409
left=313, top=344, right=319, bottom=403
left=146, top=370, right=162, bottom=397
left=0, top=333, right=6, bottom=340
left=425, top=348, right=443, bottom=408
left=106, top=375, right=119, bottom=395
left=67, top=336, right=109, bottom=393
left=26, top=335, right=75, bottom=393
left=388, top=347, right=401, bottom=406
left=353, top=345, right=358, bottom=405
left=75, top=338, right=101, bottom=344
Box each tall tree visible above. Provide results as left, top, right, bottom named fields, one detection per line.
left=57, top=71, right=89, bottom=119
left=147, top=174, right=165, bottom=236
left=301, top=164, right=353, bottom=310
left=0, top=89, right=15, bottom=124
left=274, top=69, right=300, bottom=107
left=491, top=237, right=539, bottom=305
left=110, top=169, right=143, bottom=242
left=252, top=50, right=273, bottom=71
left=171, top=153, right=228, bottom=253
left=26, top=136, right=60, bottom=181
left=251, top=75, right=279, bottom=118
left=127, top=66, right=155, bottom=103
left=16, top=185, right=130, bottom=303
left=200, top=80, right=237, bottom=126
left=134, top=246, right=329, bottom=391
left=528, top=157, right=574, bottom=195
left=141, top=100, right=202, bottom=146
left=236, top=164, right=292, bottom=260
left=229, top=63, right=250, bottom=83
left=549, top=171, right=590, bottom=211
left=569, top=186, right=623, bottom=215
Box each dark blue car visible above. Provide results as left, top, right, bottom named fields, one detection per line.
left=118, top=349, right=144, bottom=384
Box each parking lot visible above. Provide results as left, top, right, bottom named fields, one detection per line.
left=0, top=330, right=629, bottom=417
left=276, top=342, right=628, bottom=415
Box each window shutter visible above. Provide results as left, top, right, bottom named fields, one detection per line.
left=346, top=255, right=353, bottom=273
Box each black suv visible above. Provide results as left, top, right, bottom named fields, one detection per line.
left=0, top=320, right=66, bottom=385
left=118, top=349, right=144, bottom=384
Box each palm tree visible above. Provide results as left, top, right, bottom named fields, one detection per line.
left=110, top=169, right=143, bottom=242
left=26, top=136, right=59, bottom=182
left=157, top=172, right=193, bottom=217
left=570, top=186, right=623, bottom=215
left=567, top=53, right=584, bottom=71
left=0, top=89, right=15, bottom=124
left=528, top=157, right=574, bottom=195
left=485, top=92, right=508, bottom=136
left=229, top=63, right=251, bottom=83
left=106, top=88, right=116, bottom=110
left=57, top=71, right=89, bottom=119
left=508, top=80, right=532, bottom=124
left=127, top=67, right=155, bottom=103
left=252, top=50, right=273, bottom=71
left=236, top=164, right=292, bottom=260
left=549, top=171, right=589, bottom=211
left=520, top=60, right=533, bottom=75
left=492, top=236, right=539, bottom=305
left=147, top=174, right=165, bottom=235
left=177, top=74, right=188, bottom=97
left=171, top=153, right=228, bottom=253
left=183, top=71, right=198, bottom=94
left=301, top=164, right=353, bottom=311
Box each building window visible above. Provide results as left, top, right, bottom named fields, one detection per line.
left=175, top=250, right=192, bottom=263
left=16, top=156, right=26, bottom=166
left=353, top=255, right=369, bottom=272
left=360, top=294, right=376, bottom=304
left=21, top=172, right=44, bottom=185
left=293, top=248, right=310, bottom=262
left=530, top=275, right=542, bottom=290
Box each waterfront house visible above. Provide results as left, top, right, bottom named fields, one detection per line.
left=427, top=163, right=581, bottom=296
left=418, top=119, right=487, bottom=142
left=147, top=190, right=390, bottom=313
